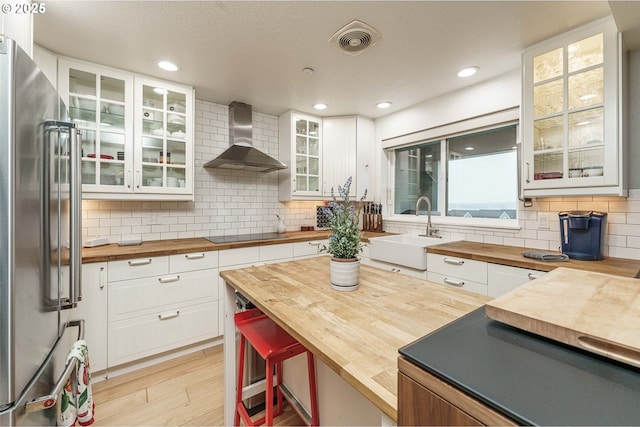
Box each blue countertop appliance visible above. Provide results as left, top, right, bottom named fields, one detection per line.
left=559, top=211, right=607, bottom=260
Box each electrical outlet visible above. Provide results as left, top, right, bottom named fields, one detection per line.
left=147, top=213, right=161, bottom=224
left=538, top=212, right=549, bottom=229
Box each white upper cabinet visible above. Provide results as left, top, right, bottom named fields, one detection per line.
left=522, top=17, right=625, bottom=197
left=279, top=111, right=323, bottom=200
left=322, top=116, right=357, bottom=197
left=58, top=58, right=194, bottom=200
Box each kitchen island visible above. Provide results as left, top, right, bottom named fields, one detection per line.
left=220, top=255, right=489, bottom=426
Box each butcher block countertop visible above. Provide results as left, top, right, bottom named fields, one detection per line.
left=219, top=256, right=490, bottom=421
left=428, top=240, right=640, bottom=278
left=81, top=231, right=388, bottom=263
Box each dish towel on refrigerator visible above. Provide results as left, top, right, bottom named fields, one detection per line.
left=58, top=340, right=95, bottom=426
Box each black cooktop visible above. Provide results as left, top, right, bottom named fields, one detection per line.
left=205, top=232, right=286, bottom=244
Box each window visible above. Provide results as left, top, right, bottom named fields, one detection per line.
left=393, top=124, right=518, bottom=220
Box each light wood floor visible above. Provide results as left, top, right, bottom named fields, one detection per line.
left=91, top=345, right=304, bottom=426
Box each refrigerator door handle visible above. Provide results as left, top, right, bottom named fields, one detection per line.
left=58, top=122, right=82, bottom=309
left=23, top=320, right=85, bottom=414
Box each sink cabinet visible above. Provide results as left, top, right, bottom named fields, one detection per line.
left=426, top=253, right=488, bottom=296
left=521, top=17, right=625, bottom=197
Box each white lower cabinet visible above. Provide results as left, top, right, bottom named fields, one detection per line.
left=487, top=264, right=546, bottom=297
left=107, top=251, right=219, bottom=367
left=426, top=253, right=488, bottom=295
left=77, top=263, right=108, bottom=373
left=293, top=239, right=328, bottom=259
left=362, top=257, right=427, bottom=280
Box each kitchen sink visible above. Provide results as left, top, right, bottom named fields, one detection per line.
left=368, top=234, right=455, bottom=270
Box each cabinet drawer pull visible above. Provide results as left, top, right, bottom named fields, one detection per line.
left=307, top=241, right=321, bottom=247
left=444, top=258, right=465, bottom=266
left=528, top=273, right=540, bottom=280
left=128, top=258, right=152, bottom=267
left=444, top=278, right=465, bottom=287
left=158, top=275, right=180, bottom=283
left=158, top=310, right=180, bottom=320
left=185, top=253, right=205, bottom=260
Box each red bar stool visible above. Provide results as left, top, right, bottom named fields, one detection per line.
left=234, top=308, right=319, bottom=427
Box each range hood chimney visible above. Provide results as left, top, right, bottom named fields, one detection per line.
left=203, top=101, right=287, bottom=172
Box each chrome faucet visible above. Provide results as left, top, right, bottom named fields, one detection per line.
left=415, top=196, right=441, bottom=238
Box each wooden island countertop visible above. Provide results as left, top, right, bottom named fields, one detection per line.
left=220, top=255, right=490, bottom=422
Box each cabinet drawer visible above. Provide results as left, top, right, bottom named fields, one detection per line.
left=107, top=300, right=218, bottom=367
left=427, top=272, right=488, bottom=296
left=293, top=240, right=326, bottom=258
left=109, top=256, right=169, bottom=282
left=219, top=247, right=260, bottom=267
left=427, top=253, right=487, bottom=284
left=487, top=264, right=545, bottom=298
left=259, top=243, right=294, bottom=262
left=366, top=258, right=427, bottom=280
left=169, top=250, right=218, bottom=273
left=108, top=268, right=218, bottom=321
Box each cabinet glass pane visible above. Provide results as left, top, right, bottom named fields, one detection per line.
left=80, top=130, right=96, bottom=158
left=296, top=136, right=307, bottom=154
left=70, top=97, right=96, bottom=128
left=309, top=138, right=319, bottom=156
left=533, top=116, right=563, bottom=150
left=167, top=140, right=186, bottom=166
left=100, top=162, right=124, bottom=186
left=142, top=164, right=163, bottom=187
left=167, top=167, right=186, bottom=188
left=296, top=155, right=307, bottom=174
left=568, top=146, right=604, bottom=178
left=69, top=69, right=96, bottom=96
left=101, top=76, right=125, bottom=103
left=533, top=48, right=563, bottom=83
left=568, top=68, right=603, bottom=110
left=533, top=152, right=563, bottom=180
left=81, top=161, right=95, bottom=184
left=308, top=121, right=319, bottom=137
left=167, top=91, right=186, bottom=110
left=308, top=157, right=319, bottom=175
left=296, top=175, right=306, bottom=191
left=143, top=109, right=163, bottom=134
left=533, top=79, right=563, bottom=117
left=308, top=176, right=319, bottom=191
left=142, top=85, right=164, bottom=109
left=142, top=136, right=163, bottom=163
left=568, top=33, right=603, bottom=73
left=100, top=132, right=125, bottom=159
left=295, top=119, right=307, bottom=135
left=101, top=101, right=125, bottom=131
left=568, top=107, right=603, bottom=146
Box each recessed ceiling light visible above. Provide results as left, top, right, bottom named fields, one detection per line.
left=457, top=66, right=479, bottom=78
left=376, top=101, right=392, bottom=109
left=157, top=60, right=179, bottom=72
left=302, top=67, right=315, bottom=75
left=313, top=103, right=327, bottom=110
left=464, top=146, right=475, bottom=151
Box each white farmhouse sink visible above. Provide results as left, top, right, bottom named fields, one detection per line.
left=368, top=234, right=454, bottom=270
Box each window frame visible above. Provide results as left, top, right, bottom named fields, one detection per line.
left=386, top=120, right=522, bottom=230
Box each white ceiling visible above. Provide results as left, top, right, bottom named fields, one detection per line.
left=34, top=1, right=640, bottom=119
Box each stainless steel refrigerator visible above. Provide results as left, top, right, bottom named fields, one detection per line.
left=0, top=35, right=84, bottom=426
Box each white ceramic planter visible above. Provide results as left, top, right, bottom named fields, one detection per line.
left=329, top=258, right=360, bottom=291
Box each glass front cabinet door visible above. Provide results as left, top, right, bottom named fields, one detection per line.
left=58, top=59, right=134, bottom=196
left=134, top=77, right=194, bottom=199
left=522, top=17, right=625, bottom=197
left=278, top=111, right=323, bottom=200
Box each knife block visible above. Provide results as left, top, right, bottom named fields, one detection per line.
left=362, top=214, right=382, bottom=232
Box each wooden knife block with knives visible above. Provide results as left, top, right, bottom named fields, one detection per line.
left=362, top=202, right=383, bottom=232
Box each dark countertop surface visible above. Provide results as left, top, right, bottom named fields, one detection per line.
left=399, top=307, right=640, bottom=426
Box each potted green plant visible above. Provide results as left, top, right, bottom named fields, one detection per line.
left=321, top=176, right=367, bottom=291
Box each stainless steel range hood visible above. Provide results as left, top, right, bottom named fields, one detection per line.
left=203, top=101, right=287, bottom=172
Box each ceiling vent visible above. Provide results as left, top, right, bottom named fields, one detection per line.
left=329, top=20, right=381, bottom=56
